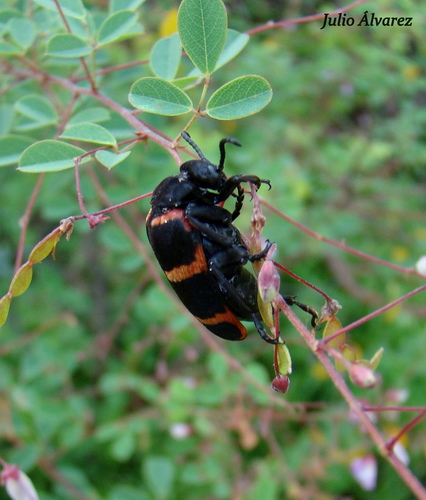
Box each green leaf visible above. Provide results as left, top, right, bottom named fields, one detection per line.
left=129, top=77, right=192, bottom=116
left=13, top=116, right=50, bottom=132
left=248, top=463, right=280, bottom=500
left=189, top=29, right=250, bottom=76
left=0, top=136, right=34, bottom=167
left=0, top=40, right=23, bottom=55
left=8, top=18, right=36, bottom=51
left=370, top=347, right=384, bottom=371
left=97, top=10, right=138, bottom=46
left=0, top=9, right=23, bottom=24
left=143, top=456, right=175, bottom=500
left=46, top=33, right=92, bottom=58
left=14, top=95, right=59, bottom=125
left=0, top=295, right=11, bottom=328
left=110, top=0, right=146, bottom=13
left=172, top=75, right=201, bottom=90
left=101, top=114, right=134, bottom=140
left=215, top=29, right=249, bottom=70
left=110, top=432, right=135, bottom=461
left=178, top=0, right=227, bottom=74
left=206, top=75, right=272, bottom=120
left=9, top=262, right=33, bottom=298
left=60, top=123, right=117, bottom=146
left=29, top=232, right=60, bottom=264
left=0, top=104, right=15, bottom=135
left=109, top=485, right=150, bottom=500
left=68, top=107, right=110, bottom=126
left=150, top=33, right=181, bottom=81
left=95, top=150, right=131, bottom=169
left=322, top=316, right=345, bottom=349
left=18, top=140, right=90, bottom=173
left=32, top=0, right=86, bottom=19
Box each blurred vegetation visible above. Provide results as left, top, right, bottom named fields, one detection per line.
left=0, top=0, right=425, bottom=499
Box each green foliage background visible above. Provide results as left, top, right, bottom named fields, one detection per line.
left=0, top=0, right=425, bottom=499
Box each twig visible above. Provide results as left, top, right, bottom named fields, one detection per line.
left=52, top=0, right=97, bottom=92
left=323, top=284, right=426, bottom=342
left=14, top=174, right=45, bottom=273
left=262, top=198, right=422, bottom=278
left=276, top=295, right=426, bottom=499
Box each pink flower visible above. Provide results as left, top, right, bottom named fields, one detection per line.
left=350, top=454, right=377, bottom=491
left=0, top=463, right=39, bottom=500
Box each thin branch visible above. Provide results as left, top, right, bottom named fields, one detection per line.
left=323, top=284, right=426, bottom=342
left=74, top=158, right=89, bottom=218
left=315, top=346, right=426, bottom=499
left=14, top=174, right=44, bottom=273
left=274, top=260, right=331, bottom=301
left=52, top=0, right=97, bottom=92
left=262, top=198, right=423, bottom=278
left=274, top=296, right=426, bottom=499
left=363, top=406, right=426, bottom=413
left=72, top=59, right=149, bottom=83
left=386, top=411, right=426, bottom=451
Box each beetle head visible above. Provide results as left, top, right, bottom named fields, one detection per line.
left=180, top=159, right=225, bottom=190
left=180, top=131, right=241, bottom=190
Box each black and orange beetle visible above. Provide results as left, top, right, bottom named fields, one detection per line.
left=146, top=132, right=315, bottom=343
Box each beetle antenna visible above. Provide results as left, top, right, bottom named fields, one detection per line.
left=181, top=131, right=207, bottom=161
left=218, top=138, right=241, bottom=171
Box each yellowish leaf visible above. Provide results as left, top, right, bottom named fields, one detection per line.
left=0, top=295, right=11, bottom=328
left=29, top=231, right=60, bottom=264
left=9, top=263, right=33, bottom=297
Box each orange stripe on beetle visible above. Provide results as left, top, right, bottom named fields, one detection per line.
left=148, top=208, right=192, bottom=231
left=196, top=310, right=246, bottom=329
left=164, top=244, right=206, bottom=282
left=196, top=309, right=248, bottom=340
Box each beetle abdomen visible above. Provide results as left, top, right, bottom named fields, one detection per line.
left=146, top=208, right=247, bottom=340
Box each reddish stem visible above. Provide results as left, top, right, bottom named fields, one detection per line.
left=14, top=174, right=45, bottom=273
left=386, top=410, right=426, bottom=451
left=262, top=199, right=422, bottom=278
left=322, top=285, right=426, bottom=343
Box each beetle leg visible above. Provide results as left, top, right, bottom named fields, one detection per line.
left=252, top=312, right=281, bottom=344
left=208, top=247, right=250, bottom=278
left=186, top=205, right=273, bottom=260
left=187, top=220, right=236, bottom=248
left=186, top=203, right=232, bottom=224
left=247, top=240, right=273, bottom=262
left=208, top=252, right=279, bottom=344
left=185, top=205, right=237, bottom=248
left=217, top=175, right=271, bottom=204
left=283, top=295, right=319, bottom=328
left=231, top=183, right=245, bottom=221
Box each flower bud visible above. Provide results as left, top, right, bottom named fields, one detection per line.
left=415, top=255, right=426, bottom=277
left=258, top=260, right=280, bottom=303
left=350, top=455, right=377, bottom=491
left=0, top=463, right=39, bottom=500
left=349, top=364, right=377, bottom=389
left=271, top=374, right=290, bottom=394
